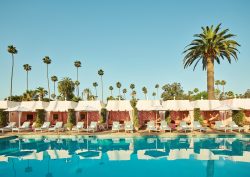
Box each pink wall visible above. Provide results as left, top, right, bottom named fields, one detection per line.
left=169, top=111, right=189, bottom=120
left=48, top=112, right=68, bottom=125
left=9, top=112, right=36, bottom=126
left=76, top=111, right=100, bottom=128
left=138, top=111, right=159, bottom=126
left=108, top=111, right=130, bottom=126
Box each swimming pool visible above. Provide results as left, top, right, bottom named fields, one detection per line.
left=0, top=135, right=249, bottom=177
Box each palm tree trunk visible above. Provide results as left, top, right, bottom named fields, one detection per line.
left=144, top=94, right=146, bottom=100
left=119, top=88, right=120, bottom=97
left=101, top=76, right=103, bottom=102
left=26, top=71, right=29, bottom=91
left=46, top=64, right=51, bottom=100
left=95, top=87, right=97, bottom=97
left=123, top=93, right=126, bottom=99
left=111, top=90, right=113, bottom=96
left=157, top=88, right=159, bottom=98
left=222, top=86, right=225, bottom=99
left=207, top=57, right=215, bottom=100
left=54, top=82, right=56, bottom=97
left=10, top=54, right=14, bottom=100
left=77, top=68, right=79, bottom=97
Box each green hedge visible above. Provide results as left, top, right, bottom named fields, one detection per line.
left=0, top=109, right=8, bottom=127
left=165, top=111, right=171, bottom=123
left=35, top=109, right=45, bottom=127
left=99, top=108, right=107, bottom=123
left=232, top=110, right=244, bottom=126
left=194, top=108, right=204, bottom=124
left=67, top=109, right=76, bottom=130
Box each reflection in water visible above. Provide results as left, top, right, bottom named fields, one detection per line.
left=0, top=136, right=249, bottom=177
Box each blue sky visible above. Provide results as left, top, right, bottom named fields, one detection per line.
left=0, top=0, right=249, bottom=100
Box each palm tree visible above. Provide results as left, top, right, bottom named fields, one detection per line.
left=221, top=80, right=226, bottom=99
left=116, top=82, right=122, bottom=98
left=7, top=45, right=18, bottom=100
left=123, top=88, right=127, bottom=99
left=142, top=87, right=148, bottom=100
left=74, top=60, right=82, bottom=97
left=109, top=86, right=113, bottom=96
left=93, top=82, right=98, bottom=98
left=36, top=87, right=48, bottom=100
left=98, top=69, right=104, bottom=102
left=215, top=80, right=221, bottom=90
left=43, top=56, right=52, bottom=100
left=83, top=88, right=92, bottom=100
left=131, top=90, right=137, bottom=99
left=152, top=92, right=156, bottom=100
left=193, top=88, right=199, bottom=94
left=23, top=64, right=32, bottom=91
left=130, top=84, right=135, bottom=91
left=51, top=75, right=58, bottom=99
left=155, top=84, right=159, bottom=98
left=183, top=24, right=240, bottom=100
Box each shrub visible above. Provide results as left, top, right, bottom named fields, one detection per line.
left=0, top=110, right=8, bottom=127
left=35, top=109, right=45, bottom=127
left=66, top=109, right=76, bottom=130
left=99, top=108, right=107, bottom=123
left=194, top=108, right=204, bottom=124
left=165, top=111, right=171, bottom=123
left=232, top=110, right=244, bottom=126
left=133, top=108, right=139, bottom=128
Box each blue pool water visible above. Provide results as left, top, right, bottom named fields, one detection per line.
left=0, top=135, right=250, bottom=177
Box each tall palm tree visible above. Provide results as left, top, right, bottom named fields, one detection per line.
left=51, top=75, right=58, bottom=100
left=142, top=87, right=148, bottom=100
left=221, top=80, right=226, bottom=99
left=109, top=86, right=113, bottom=96
left=116, top=82, right=122, bottom=98
left=215, top=80, right=221, bottom=90
left=98, top=69, right=104, bottom=102
left=122, top=88, right=127, bottom=99
left=7, top=45, right=18, bottom=100
left=155, top=84, right=159, bottom=98
left=83, top=88, right=92, bottom=100
left=74, top=60, right=82, bottom=97
left=152, top=92, right=156, bottom=100
left=183, top=24, right=240, bottom=100
left=43, top=56, right=52, bottom=100
left=193, top=88, right=199, bottom=94
left=75, top=80, right=80, bottom=97
left=131, top=90, right=137, bottom=99
left=23, top=64, right=32, bottom=91
left=93, top=82, right=98, bottom=98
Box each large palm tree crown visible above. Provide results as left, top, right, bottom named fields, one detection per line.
left=98, top=69, right=104, bottom=76
left=123, top=88, right=127, bottom=93
left=109, top=86, right=113, bottom=90
left=116, top=82, right=121, bottom=88
left=130, top=84, right=135, bottom=90
left=8, top=45, right=18, bottom=54
left=23, top=64, right=32, bottom=71
left=51, top=75, right=58, bottom=82
left=43, top=56, right=51, bottom=64
left=183, top=24, right=240, bottom=99
left=74, top=60, right=81, bottom=68
left=183, top=24, right=240, bottom=70
left=93, top=82, right=98, bottom=87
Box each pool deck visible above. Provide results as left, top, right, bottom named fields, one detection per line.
left=0, top=128, right=249, bottom=139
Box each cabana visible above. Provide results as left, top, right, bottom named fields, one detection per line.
left=106, top=100, right=133, bottom=127
left=223, top=99, right=250, bottom=122
left=5, top=101, right=49, bottom=126
left=0, top=101, right=20, bottom=125
left=191, top=100, right=221, bottom=125
left=136, top=100, right=164, bottom=127
left=162, top=100, right=193, bottom=125
left=75, top=101, right=102, bottom=128
left=46, top=101, right=77, bottom=125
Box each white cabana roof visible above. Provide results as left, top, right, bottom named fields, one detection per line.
left=191, top=100, right=221, bottom=111
left=136, top=100, right=163, bottom=111
left=106, top=100, right=133, bottom=111
left=0, top=101, right=20, bottom=110
left=214, top=104, right=240, bottom=111
left=46, top=101, right=77, bottom=112
left=5, top=101, right=49, bottom=112
left=162, top=100, right=193, bottom=111
left=223, top=99, right=250, bottom=110
left=75, top=101, right=102, bottom=111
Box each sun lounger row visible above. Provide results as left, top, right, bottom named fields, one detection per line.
left=0, top=120, right=246, bottom=133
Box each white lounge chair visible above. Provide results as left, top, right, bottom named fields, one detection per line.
left=214, top=121, right=229, bottom=132
left=125, top=121, right=134, bottom=133
left=72, top=122, right=84, bottom=132
left=228, top=121, right=244, bottom=132
left=48, top=122, right=64, bottom=132
left=146, top=121, right=157, bottom=132
left=35, top=122, right=51, bottom=132
left=1, top=122, right=16, bottom=133
left=160, top=121, right=171, bottom=132
left=193, top=121, right=206, bottom=132
left=12, top=121, right=31, bottom=133
left=85, top=121, right=98, bottom=132
left=112, top=121, right=121, bottom=132
left=179, top=121, right=192, bottom=133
